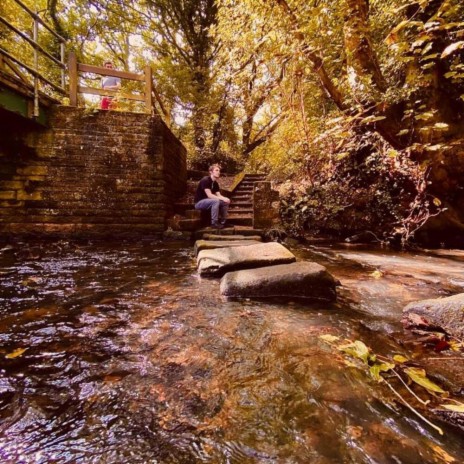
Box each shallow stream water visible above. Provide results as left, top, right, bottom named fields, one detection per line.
left=0, top=239, right=463, bottom=463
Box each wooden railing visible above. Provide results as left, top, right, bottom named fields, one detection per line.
left=68, top=52, right=169, bottom=120
left=0, top=0, right=67, bottom=116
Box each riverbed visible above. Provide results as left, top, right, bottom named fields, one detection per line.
left=0, top=239, right=463, bottom=463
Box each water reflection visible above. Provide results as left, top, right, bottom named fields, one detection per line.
left=0, top=240, right=462, bottom=463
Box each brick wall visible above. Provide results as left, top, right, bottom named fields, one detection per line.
left=0, top=106, right=186, bottom=238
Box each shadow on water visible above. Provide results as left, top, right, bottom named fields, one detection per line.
left=0, top=239, right=463, bottom=463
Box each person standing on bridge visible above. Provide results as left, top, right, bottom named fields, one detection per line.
left=100, top=61, right=121, bottom=110
left=194, top=164, right=231, bottom=229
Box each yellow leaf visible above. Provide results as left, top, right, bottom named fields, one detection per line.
left=433, top=197, right=442, bottom=207
left=404, top=367, right=446, bottom=394
left=449, top=341, right=463, bottom=352
left=441, top=41, right=464, bottom=59
left=440, top=403, right=464, bottom=413
left=370, top=270, right=383, bottom=279
left=393, top=354, right=409, bottom=363
left=5, top=348, right=28, bottom=359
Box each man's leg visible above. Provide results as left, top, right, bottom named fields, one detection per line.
left=219, top=201, right=229, bottom=224
left=195, top=199, right=221, bottom=226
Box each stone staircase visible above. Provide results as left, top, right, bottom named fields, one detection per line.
left=172, top=173, right=267, bottom=232
left=227, top=174, right=267, bottom=227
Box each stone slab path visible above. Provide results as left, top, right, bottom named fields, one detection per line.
left=194, top=230, right=338, bottom=302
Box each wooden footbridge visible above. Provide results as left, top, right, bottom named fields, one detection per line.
left=0, top=0, right=167, bottom=127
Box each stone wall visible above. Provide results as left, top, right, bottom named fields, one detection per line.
left=253, top=181, right=280, bottom=230
left=0, top=106, right=186, bottom=238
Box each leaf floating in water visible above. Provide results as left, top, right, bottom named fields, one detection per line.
left=370, top=270, right=383, bottom=279
left=5, top=348, right=28, bottom=359
left=449, top=341, right=463, bottom=352
left=440, top=403, right=464, bottom=413
left=393, top=354, right=409, bottom=364
left=370, top=362, right=395, bottom=381
left=404, top=367, right=446, bottom=394
left=339, top=340, right=371, bottom=364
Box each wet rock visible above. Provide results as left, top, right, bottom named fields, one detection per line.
left=403, top=293, right=464, bottom=339
left=220, top=262, right=338, bottom=301
left=194, top=239, right=261, bottom=256
left=202, top=234, right=262, bottom=241
left=345, top=231, right=379, bottom=243
left=197, top=242, right=295, bottom=276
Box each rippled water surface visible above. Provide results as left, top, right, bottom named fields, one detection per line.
left=0, top=239, right=463, bottom=463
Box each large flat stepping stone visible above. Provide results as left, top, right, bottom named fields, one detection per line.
left=220, top=262, right=338, bottom=301
left=202, top=234, right=262, bottom=241
left=194, top=239, right=261, bottom=256
left=197, top=242, right=295, bottom=276
left=403, top=293, right=464, bottom=339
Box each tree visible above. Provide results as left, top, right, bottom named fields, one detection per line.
left=221, top=0, right=464, bottom=242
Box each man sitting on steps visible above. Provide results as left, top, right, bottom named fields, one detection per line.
left=194, top=164, right=231, bottom=229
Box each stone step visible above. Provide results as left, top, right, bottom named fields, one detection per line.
left=227, top=216, right=253, bottom=226
left=228, top=208, right=253, bottom=214
left=178, top=218, right=201, bottom=231
left=243, top=174, right=267, bottom=179
left=231, top=201, right=252, bottom=206
left=197, top=242, right=295, bottom=276
left=185, top=209, right=201, bottom=219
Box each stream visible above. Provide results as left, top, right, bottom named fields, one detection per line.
left=0, top=239, right=463, bottom=463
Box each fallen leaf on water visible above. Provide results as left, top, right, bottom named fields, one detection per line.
left=404, top=367, right=446, bottom=394
left=5, top=348, right=28, bottom=359
left=339, top=340, right=371, bottom=364
left=369, top=362, right=394, bottom=382
left=370, top=270, right=383, bottom=279
left=439, top=403, right=464, bottom=413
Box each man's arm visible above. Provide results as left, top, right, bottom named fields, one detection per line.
left=204, top=188, right=231, bottom=204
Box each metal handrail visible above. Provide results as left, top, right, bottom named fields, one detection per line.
left=0, top=0, right=66, bottom=117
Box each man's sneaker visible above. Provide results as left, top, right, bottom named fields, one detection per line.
left=211, top=222, right=224, bottom=229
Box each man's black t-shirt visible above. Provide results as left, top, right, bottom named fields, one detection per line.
left=194, top=176, right=219, bottom=203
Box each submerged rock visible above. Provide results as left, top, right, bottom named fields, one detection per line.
left=403, top=293, right=464, bottom=339
left=220, top=262, right=338, bottom=301
left=197, top=242, right=295, bottom=276
left=194, top=239, right=261, bottom=257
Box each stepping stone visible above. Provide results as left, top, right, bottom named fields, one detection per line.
left=197, top=242, right=295, bottom=276
left=220, top=262, right=338, bottom=301
left=194, top=239, right=261, bottom=256
left=403, top=293, right=464, bottom=339
left=202, top=234, right=262, bottom=241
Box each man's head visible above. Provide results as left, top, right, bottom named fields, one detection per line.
left=104, top=61, right=114, bottom=69
left=209, top=164, right=221, bottom=180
